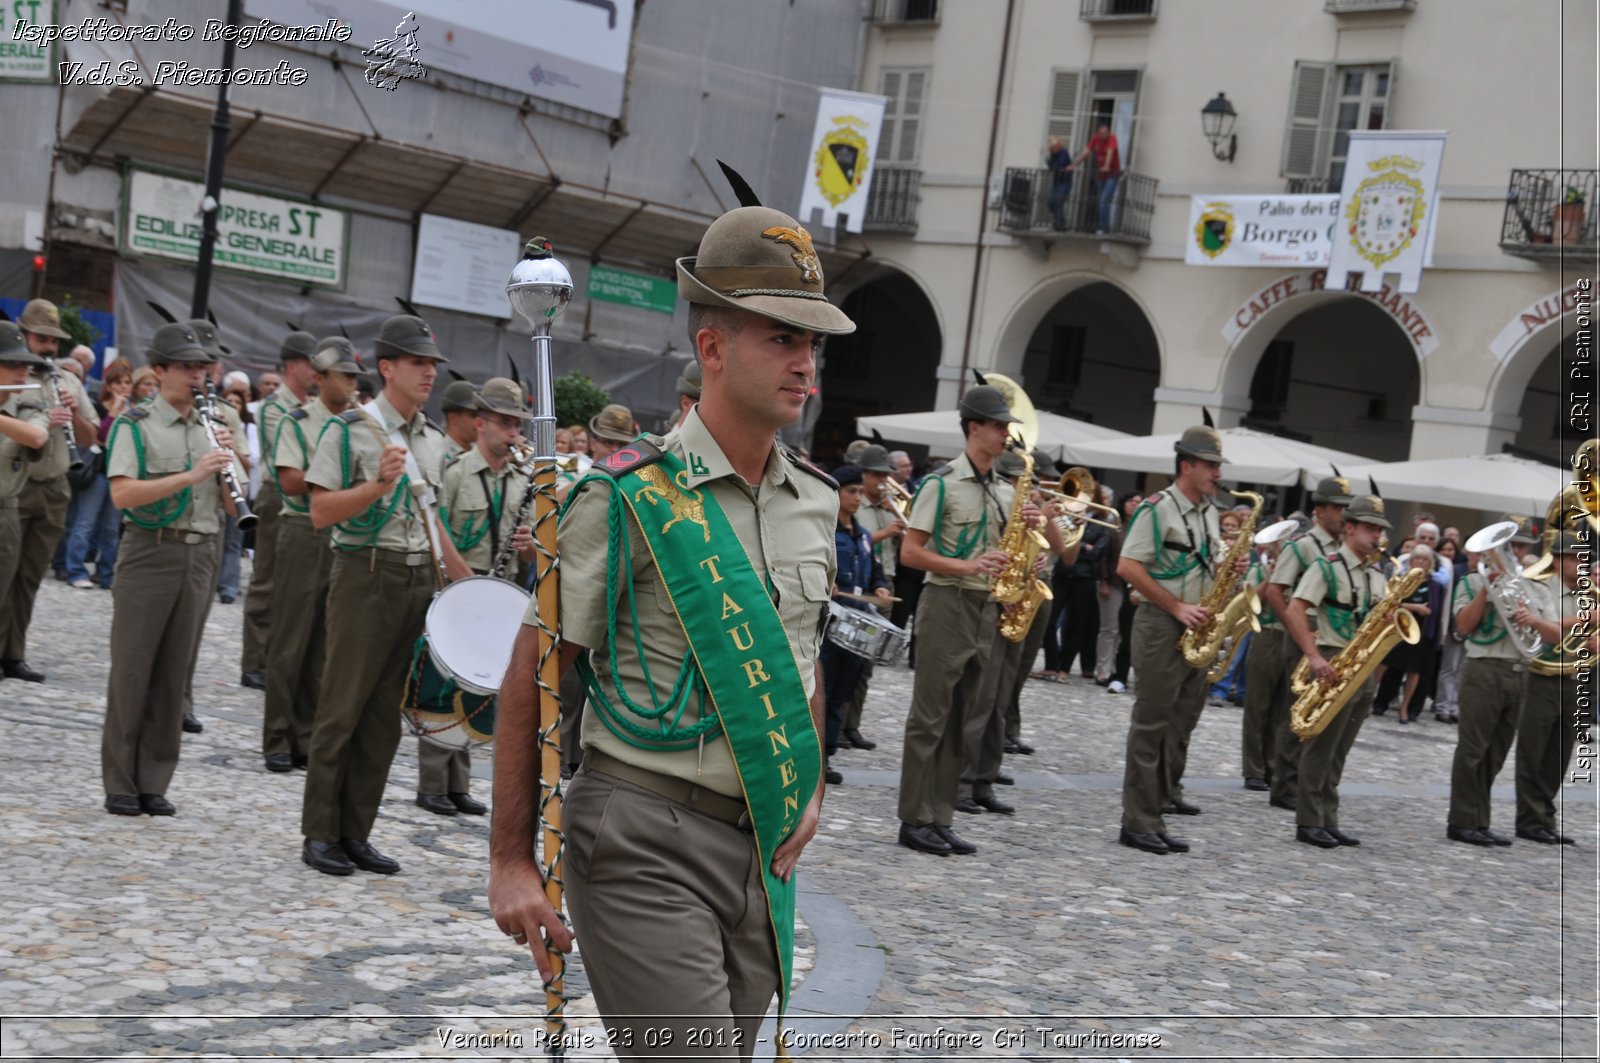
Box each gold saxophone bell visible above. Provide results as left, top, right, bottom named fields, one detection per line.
left=1290, top=566, right=1426, bottom=739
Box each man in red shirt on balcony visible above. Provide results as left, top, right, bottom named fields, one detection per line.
left=1068, top=120, right=1123, bottom=235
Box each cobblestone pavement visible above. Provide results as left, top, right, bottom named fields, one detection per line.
left=3, top=568, right=1597, bottom=1061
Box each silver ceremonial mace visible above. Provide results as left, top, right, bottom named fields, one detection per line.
left=505, top=237, right=573, bottom=1058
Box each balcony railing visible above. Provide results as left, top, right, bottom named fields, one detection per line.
left=1285, top=176, right=1337, bottom=194
left=1501, top=168, right=1599, bottom=263
left=994, top=167, right=1156, bottom=245
left=1325, top=0, right=1416, bottom=12
left=862, top=166, right=921, bottom=234
left=1080, top=0, right=1157, bottom=21
left=869, top=0, right=939, bottom=24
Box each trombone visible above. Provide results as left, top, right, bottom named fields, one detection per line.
left=1035, top=466, right=1120, bottom=531
left=879, top=478, right=913, bottom=521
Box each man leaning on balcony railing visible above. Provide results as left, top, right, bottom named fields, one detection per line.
left=1067, top=120, right=1122, bottom=235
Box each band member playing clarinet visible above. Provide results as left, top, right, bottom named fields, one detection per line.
left=416, top=377, right=536, bottom=818
left=100, top=324, right=245, bottom=817
left=0, top=324, right=54, bottom=630
left=491, top=202, right=853, bottom=1057
left=299, top=315, right=470, bottom=877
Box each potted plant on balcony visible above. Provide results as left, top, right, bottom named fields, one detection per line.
left=1554, top=185, right=1586, bottom=245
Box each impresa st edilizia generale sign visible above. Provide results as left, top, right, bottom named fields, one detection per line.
left=122, top=169, right=349, bottom=288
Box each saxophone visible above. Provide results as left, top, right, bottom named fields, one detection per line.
left=1290, top=564, right=1426, bottom=739
left=990, top=449, right=1053, bottom=642
left=1179, top=490, right=1264, bottom=675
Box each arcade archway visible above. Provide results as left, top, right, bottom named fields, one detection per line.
left=1014, top=280, right=1160, bottom=435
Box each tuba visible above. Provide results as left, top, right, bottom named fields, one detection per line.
left=1520, top=438, right=1600, bottom=581
left=1290, top=564, right=1426, bottom=739
left=1463, top=520, right=1544, bottom=658
left=1179, top=490, right=1265, bottom=675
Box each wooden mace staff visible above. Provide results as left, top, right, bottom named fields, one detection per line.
left=506, top=238, right=574, bottom=1057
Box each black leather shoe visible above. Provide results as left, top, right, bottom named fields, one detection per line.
left=1004, top=737, right=1035, bottom=755
left=292, top=754, right=309, bottom=770
left=1118, top=828, right=1170, bottom=854
left=933, top=825, right=977, bottom=855
left=105, top=794, right=141, bottom=816
left=2, top=658, right=45, bottom=682
left=954, top=797, right=985, bottom=815
left=182, top=713, right=203, bottom=734
left=240, top=671, right=266, bottom=690
left=1270, top=795, right=1298, bottom=811
left=1164, top=798, right=1202, bottom=816
left=1446, top=825, right=1496, bottom=847
left=844, top=728, right=876, bottom=750
left=1156, top=831, right=1190, bottom=853
left=975, top=794, right=1015, bottom=815
left=898, top=822, right=952, bottom=855
left=340, top=838, right=400, bottom=874
left=449, top=792, right=487, bottom=815
left=302, top=839, right=355, bottom=876
left=264, top=753, right=294, bottom=773
left=218, top=594, right=236, bottom=605
left=1244, top=777, right=1270, bottom=792
left=1516, top=827, right=1561, bottom=845
left=995, top=771, right=1015, bottom=786
left=824, top=760, right=843, bottom=784
left=1325, top=827, right=1361, bottom=847
left=1483, top=828, right=1513, bottom=847
left=415, top=793, right=458, bottom=816
left=1296, top=826, right=1339, bottom=848
left=138, top=794, right=176, bottom=816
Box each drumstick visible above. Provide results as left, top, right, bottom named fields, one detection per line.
left=835, top=590, right=902, bottom=604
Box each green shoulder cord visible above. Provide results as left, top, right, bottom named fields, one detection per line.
left=105, top=416, right=190, bottom=530
left=1249, top=558, right=1278, bottom=626
left=562, top=474, right=721, bottom=752
left=439, top=470, right=501, bottom=553
left=268, top=413, right=311, bottom=514
left=916, top=474, right=987, bottom=558
left=319, top=416, right=411, bottom=550
left=1315, top=556, right=1360, bottom=642
left=1126, top=494, right=1201, bottom=581
left=1453, top=573, right=1506, bottom=645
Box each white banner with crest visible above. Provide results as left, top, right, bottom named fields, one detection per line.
left=796, top=88, right=887, bottom=234
left=1325, top=130, right=1447, bottom=293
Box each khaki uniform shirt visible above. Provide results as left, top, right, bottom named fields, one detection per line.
left=1270, top=524, right=1340, bottom=632
left=1452, top=571, right=1523, bottom=661
left=305, top=392, right=447, bottom=553
left=907, top=452, right=1012, bottom=592
left=444, top=435, right=469, bottom=462
left=855, top=496, right=900, bottom=582
left=441, top=445, right=531, bottom=575
left=27, top=364, right=95, bottom=481
left=1290, top=542, right=1388, bottom=652
left=544, top=406, right=838, bottom=798
left=1247, top=556, right=1280, bottom=629
left=0, top=392, right=49, bottom=500
left=258, top=387, right=309, bottom=479
left=1121, top=486, right=1222, bottom=605
left=106, top=393, right=241, bottom=535
left=271, top=398, right=339, bottom=524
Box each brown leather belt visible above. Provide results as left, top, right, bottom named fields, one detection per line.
left=582, top=748, right=750, bottom=830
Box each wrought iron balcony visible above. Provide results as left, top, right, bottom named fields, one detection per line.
left=1501, top=169, right=1598, bottom=263
left=862, top=166, right=921, bottom=234
left=1285, top=177, right=1338, bottom=194
left=1080, top=0, right=1157, bottom=21
left=993, top=167, right=1156, bottom=245
left=869, top=0, right=939, bottom=24
left=1325, top=0, right=1416, bottom=12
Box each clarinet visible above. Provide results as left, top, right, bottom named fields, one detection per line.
left=45, top=358, right=85, bottom=472
left=191, top=383, right=257, bottom=530
left=490, top=442, right=539, bottom=579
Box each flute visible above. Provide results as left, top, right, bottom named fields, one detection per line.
left=191, top=383, right=257, bottom=530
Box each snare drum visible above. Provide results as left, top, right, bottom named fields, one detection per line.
left=824, top=602, right=911, bottom=666
left=402, top=576, right=530, bottom=750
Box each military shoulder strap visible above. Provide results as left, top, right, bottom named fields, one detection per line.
left=781, top=447, right=838, bottom=490
left=591, top=437, right=665, bottom=478
left=338, top=409, right=364, bottom=424
left=289, top=407, right=309, bottom=421
left=123, top=406, right=150, bottom=422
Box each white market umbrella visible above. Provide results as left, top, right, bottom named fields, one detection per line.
left=1061, top=426, right=1378, bottom=488
left=1340, top=453, right=1564, bottom=514
left=856, top=410, right=1131, bottom=461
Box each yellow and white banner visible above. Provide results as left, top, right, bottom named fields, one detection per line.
left=1325, top=130, right=1447, bottom=294
left=797, top=88, right=887, bottom=234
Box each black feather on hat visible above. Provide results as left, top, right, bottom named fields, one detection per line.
left=717, top=160, right=763, bottom=208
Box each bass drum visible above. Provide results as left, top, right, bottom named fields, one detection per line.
left=402, top=576, right=531, bottom=750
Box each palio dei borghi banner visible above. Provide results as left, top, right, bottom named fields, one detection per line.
left=1185, top=195, right=1340, bottom=267
left=1325, top=130, right=1447, bottom=294
left=121, top=169, right=349, bottom=289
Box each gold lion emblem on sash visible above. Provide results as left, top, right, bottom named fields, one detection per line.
left=633, top=465, right=712, bottom=543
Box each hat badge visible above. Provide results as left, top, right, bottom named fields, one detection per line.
left=1370, top=497, right=1385, bottom=513
left=1332, top=477, right=1349, bottom=494
left=762, top=225, right=821, bottom=286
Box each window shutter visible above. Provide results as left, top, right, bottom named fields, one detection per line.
left=1047, top=69, right=1083, bottom=152
left=1281, top=60, right=1331, bottom=179
left=878, top=70, right=902, bottom=162
left=898, top=70, right=926, bottom=163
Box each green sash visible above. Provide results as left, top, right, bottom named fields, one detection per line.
left=611, top=449, right=821, bottom=1021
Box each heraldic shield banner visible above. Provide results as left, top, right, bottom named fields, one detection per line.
left=796, top=88, right=888, bottom=234
left=1325, top=130, right=1448, bottom=294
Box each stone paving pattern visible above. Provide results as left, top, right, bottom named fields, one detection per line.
left=2, top=568, right=1596, bottom=1060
